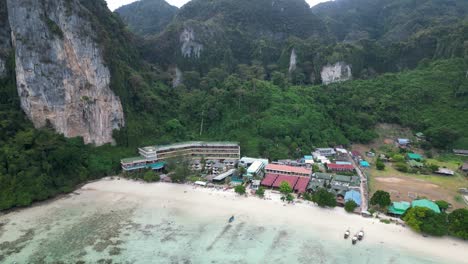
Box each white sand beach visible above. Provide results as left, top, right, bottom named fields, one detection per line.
left=1, top=178, right=467, bottom=263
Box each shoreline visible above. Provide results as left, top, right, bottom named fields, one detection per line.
left=83, top=178, right=467, bottom=263
left=1, top=178, right=467, bottom=263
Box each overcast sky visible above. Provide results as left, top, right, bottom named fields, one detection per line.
left=105, top=0, right=331, bottom=11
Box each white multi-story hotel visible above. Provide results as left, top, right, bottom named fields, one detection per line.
left=121, top=141, right=240, bottom=171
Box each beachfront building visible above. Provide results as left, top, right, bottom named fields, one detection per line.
left=304, top=155, right=314, bottom=165
left=388, top=201, right=410, bottom=216
left=121, top=141, right=240, bottom=171
left=344, top=190, right=361, bottom=206
left=265, top=164, right=312, bottom=178
left=239, top=157, right=269, bottom=168
left=307, top=173, right=333, bottom=193
left=260, top=174, right=310, bottom=194
left=411, top=199, right=441, bottom=213
left=245, top=160, right=266, bottom=179
left=212, top=169, right=236, bottom=183
left=326, top=163, right=355, bottom=173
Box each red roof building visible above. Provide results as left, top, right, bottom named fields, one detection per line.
left=261, top=174, right=279, bottom=187
left=272, top=175, right=299, bottom=188
left=326, top=163, right=355, bottom=172
left=294, top=177, right=310, bottom=194
left=265, top=164, right=311, bottom=177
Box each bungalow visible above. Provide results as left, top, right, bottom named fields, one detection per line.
left=415, top=132, right=425, bottom=141
left=407, top=153, right=423, bottom=161
left=461, top=162, right=468, bottom=173
left=453, top=149, right=468, bottom=156
left=304, top=155, right=314, bottom=165
left=326, top=163, right=355, bottom=172
left=435, top=168, right=455, bottom=176
left=388, top=201, right=410, bottom=216
left=397, top=138, right=410, bottom=147
left=359, top=160, right=370, bottom=168
left=411, top=199, right=441, bottom=213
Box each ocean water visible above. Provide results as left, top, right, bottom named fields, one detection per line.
left=0, top=184, right=460, bottom=264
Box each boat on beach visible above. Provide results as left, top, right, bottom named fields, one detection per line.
left=352, top=234, right=358, bottom=245
left=344, top=229, right=350, bottom=239
left=358, top=229, right=364, bottom=241
left=229, top=215, right=235, bottom=223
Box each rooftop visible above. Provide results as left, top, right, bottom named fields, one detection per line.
left=411, top=199, right=441, bottom=213
left=155, top=141, right=239, bottom=152
left=344, top=190, right=361, bottom=206
left=388, top=201, right=410, bottom=215
left=265, top=164, right=311, bottom=175
left=121, top=156, right=147, bottom=163
left=294, top=177, right=310, bottom=194
left=407, top=153, right=423, bottom=160
left=272, top=175, right=299, bottom=188
left=326, top=163, right=355, bottom=170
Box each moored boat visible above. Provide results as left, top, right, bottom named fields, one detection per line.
left=344, top=229, right=350, bottom=239
left=352, top=235, right=358, bottom=245
left=358, top=230, right=364, bottom=241
left=229, top=215, right=235, bottom=223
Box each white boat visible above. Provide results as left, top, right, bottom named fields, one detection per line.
left=358, top=230, right=364, bottom=241
left=352, top=235, right=358, bottom=245
left=344, top=229, right=350, bottom=239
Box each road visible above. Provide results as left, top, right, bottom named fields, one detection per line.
left=348, top=153, right=369, bottom=212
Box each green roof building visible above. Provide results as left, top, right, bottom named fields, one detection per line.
left=407, top=153, right=423, bottom=161
left=411, top=199, right=441, bottom=213
left=388, top=201, right=410, bottom=215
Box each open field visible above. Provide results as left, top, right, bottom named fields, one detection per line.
left=352, top=123, right=468, bottom=209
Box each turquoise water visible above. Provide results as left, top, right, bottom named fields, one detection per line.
left=0, top=197, right=449, bottom=264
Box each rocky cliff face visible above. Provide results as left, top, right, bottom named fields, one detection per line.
left=321, top=62, right=352, bottom=85
left=6, top=0, right=124, bottom=145
left=180, top=27, right=203, bottom=58
left=0, top=0, right=11, bottom=78
left=288, top=48, right=297, bottom=74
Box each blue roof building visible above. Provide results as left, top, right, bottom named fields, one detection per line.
left=344, top=190, right=361, bottom=206
left=360, top=160, right=370, bottom=167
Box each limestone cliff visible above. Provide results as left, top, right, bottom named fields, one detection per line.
left=288, top=49, right=297, bottom=74
left=321, top=62, right=352, bottom=85
left=180, top=27, right=203, bottom=58
left=0, top=0, right=10, bottom=78
left=6, top=0, right=124, bottom=145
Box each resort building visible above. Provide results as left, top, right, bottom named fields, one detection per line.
left=239, top=157, right=269, bottom=168
left=212, top=169, right=236, bottom=183
left=326, top=163, right=355, bottom=172
left=245, top=160, right=266, bottom=179
left=304, top=155, right=314, bottom=165
left=307, top=173, right=333, bottom=193
left=260, top=174, right=310, bottom=194
left=121, top=141, right=240, bottom=171
left=388, top=201, right=410, bottom=216
left=265, top=164, right=312, bottom=178
left=411, top=199, right=441, bottom=213
left=397, top=138, right=410, bottom=147
left=315, top=148, right=336, bottom=157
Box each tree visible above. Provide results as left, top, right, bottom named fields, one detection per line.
left=256, top=186, right=265, bottom=197
left=345, top=200, right=358, bottom=213
left=312, top=188, right=336, bottom=207
left=143, top=170, right=160, bottom=182
left=370, top=190, right=391, bottom=209
left=435, top=200, right=450, bottom=212
left=394, top=162, right=408, bottom=172
left=376, top=159, right=385, bottom=170
left=235, top=185, right=246, bottom=195
left=448, top=208, right=468, bottom=239
left=403, top=207, right=448, bottom=236
left=428, top=164, right=439, bottom=173
left=312, top=164, right=320, bottom=173
left=279, top=181, right=293, bottom=195
left=392, top=154, right=405, bottom=162
left=238, top=166, right=247, bottom=176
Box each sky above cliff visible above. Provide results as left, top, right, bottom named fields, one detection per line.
left=106, top=0, right=331, bottom=11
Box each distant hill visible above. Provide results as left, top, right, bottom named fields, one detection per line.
left=312, top=0, right=468, bottom=43
left=115, top=0, right=178, bottom=36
